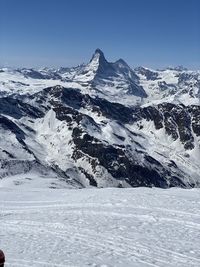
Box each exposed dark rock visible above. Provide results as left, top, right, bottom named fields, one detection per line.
left=78, top=167, right=97, bottom=187
left=0, top=97, right=43, bottom=119
left=188, top=105, right=200, bottom=136
left=0, top=115, right=25, bottom=143
left=0, top=83, right=199, bottom=188
left=135, top=67, right=160, bottom=81
left=141, top=106, right=163, bottom=129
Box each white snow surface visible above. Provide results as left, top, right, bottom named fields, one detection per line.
left=1, top=53, right=200, bottom=107
left=0, top=187, right=200, bottom=267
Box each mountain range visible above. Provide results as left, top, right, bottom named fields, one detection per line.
left=0, top=49, right=200, bottom=188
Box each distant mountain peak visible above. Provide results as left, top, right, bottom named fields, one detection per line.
left=115, top=58, right=128, bottom=66
left=87, top=49, right=111, bottom=76
left=94, top=48, right=104, bottom=56
left=166, top=66, right=188, bottom=72
left=90, top=48, right=107, bottom=65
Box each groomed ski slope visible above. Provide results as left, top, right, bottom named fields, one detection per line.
left=0, top=187, right=200, bottom=267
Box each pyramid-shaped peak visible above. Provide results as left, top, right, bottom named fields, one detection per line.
left=94, top=48, right=104, bottom=56
left=90, top=48, right=107, bottom=63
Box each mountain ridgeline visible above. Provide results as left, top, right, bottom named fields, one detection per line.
left=0, top=49, right=200, bottom=188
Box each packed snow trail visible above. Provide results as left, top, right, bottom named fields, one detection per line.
left=0, top=187, right=200, bottom=267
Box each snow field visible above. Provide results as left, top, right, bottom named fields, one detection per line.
left=0, top=187, right=200, bottom=267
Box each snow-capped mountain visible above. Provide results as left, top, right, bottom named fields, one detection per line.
left=72, top=49, right=147, bottom=99
left=135, top=66, right=200, bottom=106
left=0, top=49, right=200, bottom=188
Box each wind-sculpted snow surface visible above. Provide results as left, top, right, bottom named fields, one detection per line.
left=0, top=49, right=200, bottom=188
left=0, top=187, right=200, bottom=267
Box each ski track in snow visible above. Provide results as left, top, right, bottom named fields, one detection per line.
left=0, top=187, right=200, bottom=267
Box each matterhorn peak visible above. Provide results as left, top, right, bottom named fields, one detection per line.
left=90, top=48, right=107, bottom=65
left=86, top=48, right=111, bottom=75
left=94, top=48, right=105, bottom=57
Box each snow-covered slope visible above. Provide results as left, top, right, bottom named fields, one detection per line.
left=135, top=67, right=200, bottom=106
left=0, top=50, right=200, bottom=188
left=72, top=49, right=147, bottom=103
left=1, top=187, right=200, bottom=267
left=1, top=51, right=200, bottom=106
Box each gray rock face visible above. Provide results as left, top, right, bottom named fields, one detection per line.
left=75, top=49, right=147, bottom=98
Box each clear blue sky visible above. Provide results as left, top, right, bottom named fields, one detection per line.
left=0, top=0, right=199, bottom=69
